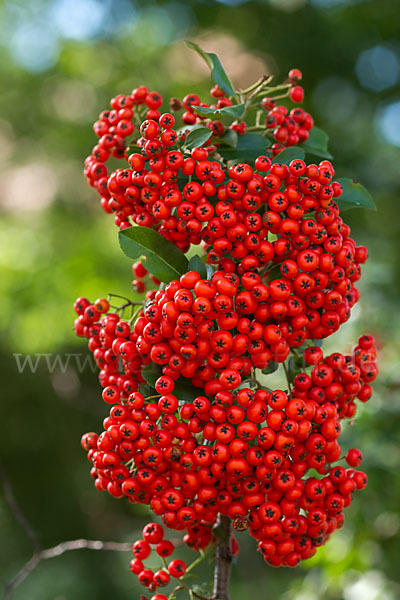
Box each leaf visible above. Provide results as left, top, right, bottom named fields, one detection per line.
left=188, top=255, right=207, bottom=279
left=301, top=126, right=333, bottom=159
left=218, top=132, right=268, bottom=162
left=271, top=146, right=305, bottom=165
left=266, top=264, right=282, bottom=281
left=138, top=383, right=156, bottom=397
left=141, top=362, right=162, bottom=388
left=335, top=178, right=377, bottom=211
left=192, top=104, right=245, bottom=119
left=185, top=40, right=236, bottom=97
left=173, top=378, right=201, bottom=402
left=183, top=126, right=213, bottom=151
left=288, top=356, right=303, bottom=384
left=261, top=361, right=279, bottom=375
left=119, top=226, right=189, bottom=283
left=205, top=264, right=215, bottom=280
left=193, top=583, right=214, bottom=597
left=141, top=364, right=201, bottom=402
left=218, top=128, right=238, bottom=148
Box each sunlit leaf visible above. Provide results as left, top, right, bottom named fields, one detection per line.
left=192, top=103, right=245, bottom=119
left=185, top=40, right=236, bottom=96
left=119, top=226, right=188, bottom=283
left=183, top=126, right=213, bottom=150
left=205, top=264, right=215, bottom=280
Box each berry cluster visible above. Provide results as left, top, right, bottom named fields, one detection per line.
left=84, top=71, right=313, bottom=237
left=129, top=522, right=185, bottom=597
left=80, top=334, right=377, bottom=567
left=75, top=48, right=377, bottom=592
left=74, top=295, right=147, bottom=396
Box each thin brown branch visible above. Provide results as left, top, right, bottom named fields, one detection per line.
left=0, top=461, right=40, bottom=552
left=2, top=539, right=133, bottom=600
left=0, top=461, right=136, bottom=600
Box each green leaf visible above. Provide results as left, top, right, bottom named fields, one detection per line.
left=138, top=383, right=156, bottom=397
left=185, top=40, right=236, bottom=97
left=218, top=128, right=238, bottom=148
left=173, top=378, right=202, bottom=402
left=141, top=362, right=162, bottom=388
left=205, top=264, right=215, bottom=280
left=218, top=132, right=268, bottom=162
left=266, top=264, right=282, bottom=281
left=288, top=356, right=303, bottom=384
left=188, top=255, right=207, bottom=278
left=335, top=178, right=377, bottom=211
left=192, top=104, right=245, bottom=119
left=271, top=146, right=305, bottom=165
left=141, top=364, right=201, bottom=402
left=262, top=361, right=279, bottom=375
left=183, top=126, right=213, bottom=151
left=193, top=583, right=214, bottom=597
left=301, top=126, right=333, bottom=159
left=119, top=226, right=189, bottom=283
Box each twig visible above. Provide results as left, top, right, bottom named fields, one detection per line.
left=0, top=461, right=40, bottom=552
left=2, top=539, right=133, bottom=600
left=0, top=461, right=135, bottom=600
left=185, top=545, right=213, bottom=576
left=169, top=583, right=209, bottom=600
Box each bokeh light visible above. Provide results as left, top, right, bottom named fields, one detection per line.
left=375, top=101, right=400, bottom=147
left=355, top=45, right=400, bottom=92
left=10, top=18, right=60, bottom=71
left=49, top=0, right=112, bottom=40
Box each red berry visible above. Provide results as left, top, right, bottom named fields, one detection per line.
left=168, top=559, right=186, bottom=578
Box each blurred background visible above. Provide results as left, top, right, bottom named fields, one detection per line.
left=0, top=0, right=399, bottom=598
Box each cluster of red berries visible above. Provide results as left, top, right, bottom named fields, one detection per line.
left=83, top=71, right=312, bottom=237
left=126, top=521, right=239, bottom=597
left=80, top=333, right=376, bottom=567
left=262, top=102, right=313, bottom=154
left=73, top=295, right=149, bottom=395
left=129, top=521, right=186, bottom=597
left=76, top=59, right=377, bottom=585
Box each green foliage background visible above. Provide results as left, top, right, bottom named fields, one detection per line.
left=0, top=0, right=399, bottom=598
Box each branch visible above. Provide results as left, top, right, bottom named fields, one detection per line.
left=0, top=461, right=135, bottom=600
left=2, top=539, right=133, bottom=600
left=211, top=515, right=232, bottom=600
left=0, top=461, right=40, bottom=552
